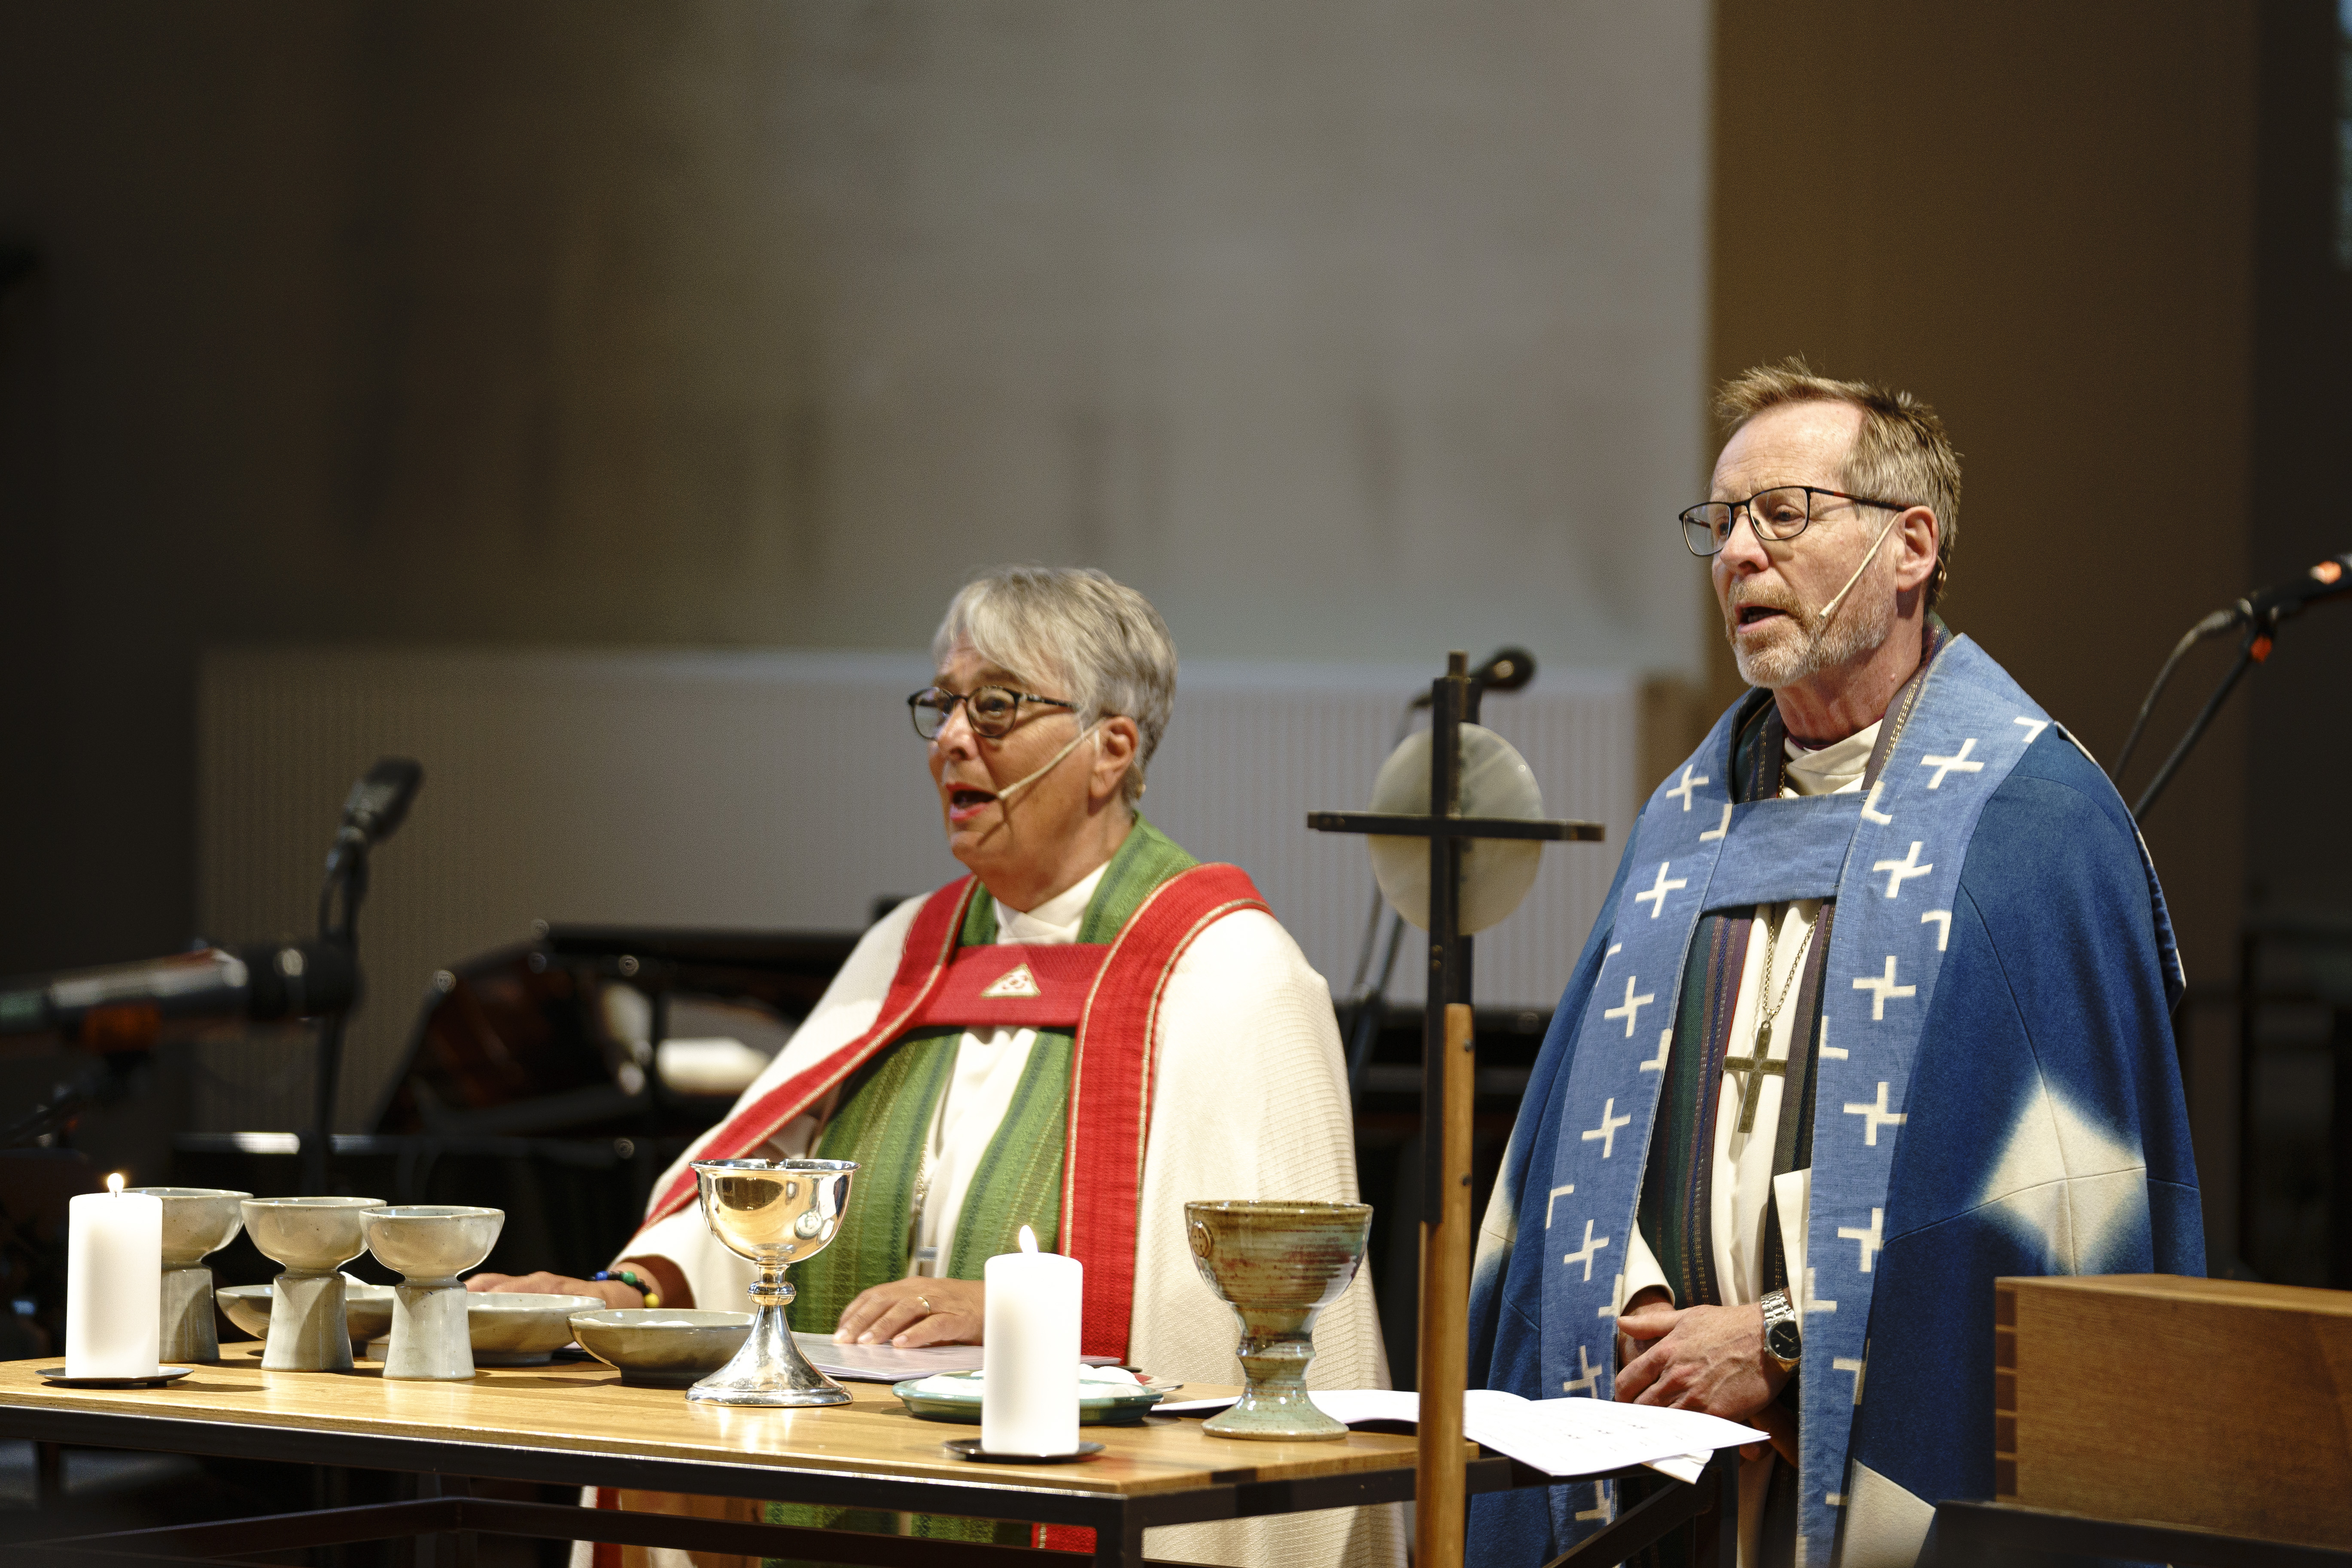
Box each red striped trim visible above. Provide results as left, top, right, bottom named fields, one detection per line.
left=638, top=879, right=979, bottom=1228
left=1037, top=1522, right=1096, bottom=1553
left=1060, top=863, right=1268, bottom=1362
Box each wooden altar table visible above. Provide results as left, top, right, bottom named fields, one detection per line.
left=0, top=1347, right=1735, bottom=1566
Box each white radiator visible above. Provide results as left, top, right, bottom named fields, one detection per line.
left=195, top=648, right=1639, bottom=1133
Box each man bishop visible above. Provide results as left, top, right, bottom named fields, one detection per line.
left=1466, top=362, right=2202, bottom=1568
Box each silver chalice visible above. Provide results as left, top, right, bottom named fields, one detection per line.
left=687, top=1158, right=856, bottom=1407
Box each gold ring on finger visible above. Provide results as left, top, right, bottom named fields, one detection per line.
left=917, top=1296, right=933, bottom=1315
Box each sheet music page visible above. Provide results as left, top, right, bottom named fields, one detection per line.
left=795, top=1334, right=984, bottom=1380
left=1465, top=1396, right=1764, bottom=1477
left=1153, top=1387, right=1762, bottom=1478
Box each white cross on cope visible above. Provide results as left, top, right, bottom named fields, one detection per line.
left=1639, top=1028, right=1671, bottom=1073
left=1603, top=976, right=1655, bottom=1037
left=1545, top=1184, right=1576, bottom=1228
left=1833, top=1344, right=1868, bottom=1405
left=1843, top=1081, right=1908, bottom=1146
left=1666, top=765, right=1710, bottom=812
left=1581, top=1098, right=1632, bottom=1159
left=1852, top=956, right=1917, bottom=1020
left=1920, top=737, right=1986, bottom=789
left=1632, top=862, right=1688, bottom=919
left=1562, top=1342, right=1603, bottom=1397
left=1562, top=1219, right=1612, bottom=1281
left=1871, top=841, right=1932, bottom=898
left=1836, top=1207, right=1885, bottom=1272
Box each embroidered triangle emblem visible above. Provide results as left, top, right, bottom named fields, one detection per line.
left=980, top=963, right=1041, bottom=999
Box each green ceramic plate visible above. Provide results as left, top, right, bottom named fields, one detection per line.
left=892, top=1371, right=1170, bottom=1426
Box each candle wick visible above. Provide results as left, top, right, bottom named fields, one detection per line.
left=1018, top=1224, right=1038, bottom=1254
left=106, top=1172, right=124, bottom=1196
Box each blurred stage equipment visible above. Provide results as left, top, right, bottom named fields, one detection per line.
left=176, top=925, right=861, bottom=1285
left=305, top=758, right=425, bottom=1194
left=0, top=941, right=355, bottom=1149
left=1309, top=651, right=1603, bottom=1568
left=0, top=758, right=418, bottom=1176
left=2112, top=551, right=2349, bottom=823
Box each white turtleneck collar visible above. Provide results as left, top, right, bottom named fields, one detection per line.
left=1782, top=721, right=1880, bottom=798
left=994, top=861, right=1108, bottom=946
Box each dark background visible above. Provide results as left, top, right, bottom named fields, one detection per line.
left=0, top=0, right=2346, bottom=1337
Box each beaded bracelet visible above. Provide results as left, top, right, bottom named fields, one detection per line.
left=593, top=1268, right=661, bottom=1308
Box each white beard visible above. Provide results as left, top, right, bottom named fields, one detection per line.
left=1730, top=557, right=1896, bottom=691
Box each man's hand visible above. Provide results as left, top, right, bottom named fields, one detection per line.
left=834, top=1278, right=984, bottom=1347
left=466, top=1271, right=642, bottom=1312
left=1615, top=1290, right=1794, bottom=1464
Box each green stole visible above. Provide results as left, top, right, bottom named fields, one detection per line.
left=766, top=818, right=1198, bottom=1564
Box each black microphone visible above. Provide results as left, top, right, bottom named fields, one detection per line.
left=0, top=941, right=358, bottom=1049
left=2205, top=552, right=2352, bottom=636
left=1413, top=647, right=1538, bottom=707
left=338, top=757, right=424, bottom=848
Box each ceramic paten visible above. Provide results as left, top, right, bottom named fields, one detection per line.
left=1183, top=1200, right=1372, bottom=1440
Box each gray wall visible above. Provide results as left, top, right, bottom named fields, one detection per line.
left=0, top=1, right=1710, bottom=982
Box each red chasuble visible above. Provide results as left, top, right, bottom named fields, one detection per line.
left=632, top=862, right=1268, bottom=1363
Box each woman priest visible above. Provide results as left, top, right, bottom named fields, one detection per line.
left=473, top=565, right=1399, bottom=1568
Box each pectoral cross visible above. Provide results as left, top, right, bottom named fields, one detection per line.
left=1722, top=1031, right=1787, bottom=1134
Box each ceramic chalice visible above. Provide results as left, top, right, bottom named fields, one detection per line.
left=1184, top=1199, right=1373, bottom=1440
left=687, top=1158, right=856, bottom=1407
left=362, top=1206, right=505, bottom=1379
left=240, top=1197, right=385, bottom=1371
left=129, top=1187, right=250, bottom=1363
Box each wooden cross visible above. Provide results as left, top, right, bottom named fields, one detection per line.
left=1308, top=650, right=1603, bottom=1568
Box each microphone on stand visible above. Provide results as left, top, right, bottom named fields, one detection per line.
left=2114, top=552, right=2351, bottom=787
left=2204, top=551, right=2352, bottom=637
left=1410, top=647, right=1536, bottom=709
left=0, top=941, right=359, bottom=1050
left=2116, top=552, right=2350, bottom=823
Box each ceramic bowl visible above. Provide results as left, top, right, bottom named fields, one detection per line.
left=240, top=1197, right=386, bottom=1273
left=129, top=1187, right=250, bottom=1268
left=216, top=1281, right=396, bottom=1348
left=363, top=1292, right=607, bottom=1366
left=569, top=1309, right=752, bottom=1387
left=361, top=1206, right=505, bottom=1282
left=891, top=1369, right=1171, bottom=1426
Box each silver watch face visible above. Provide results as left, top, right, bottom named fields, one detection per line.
left=1767, top=1318, right=1803, bottom=1362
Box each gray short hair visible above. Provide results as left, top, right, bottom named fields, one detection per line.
left=931, top=566, right=1177, bottom=807
left=1716, top=357, right=1963, bottom=611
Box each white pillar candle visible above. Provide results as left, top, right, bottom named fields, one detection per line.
left=981, top=1225, right=1082, bottom=1456
left=66, top=1174, right=162, bottom=1379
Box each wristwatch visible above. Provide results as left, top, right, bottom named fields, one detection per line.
left=1760, top=1288, right=1802, bottom=1371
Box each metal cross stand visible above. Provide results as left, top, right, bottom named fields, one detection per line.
left=1308, top=650, right=1603, bottom=1568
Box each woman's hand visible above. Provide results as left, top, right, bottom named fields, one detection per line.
left=834, top=1278, right=984, bottom=1347
left=466, top=1271, right=642, bottom=1312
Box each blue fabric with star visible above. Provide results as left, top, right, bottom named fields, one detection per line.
left=1466, top=637, right=2201, bottom=1565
